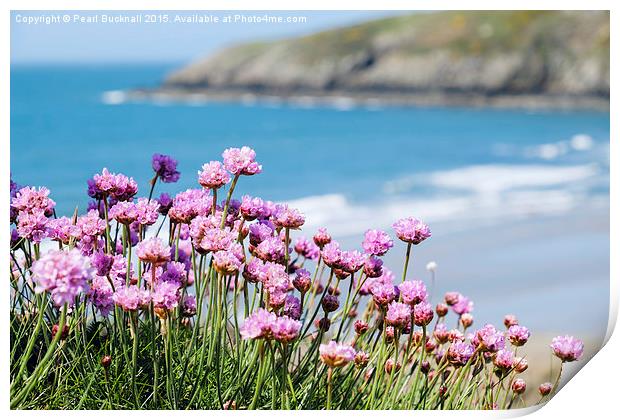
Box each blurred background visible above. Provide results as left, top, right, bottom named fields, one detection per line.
left=11, top=10, right=609, bottom=400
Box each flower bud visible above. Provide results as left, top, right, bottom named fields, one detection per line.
left=435, top=303, right=448, bottom=317
left=538, top=382, right=553, bottom=396
left=52, top=324, right=69, bottom=340
left=321, top=295, right=339, bottom=313
left=385, top=326, right=395, bottom=343
left=514, top=358, right=528, bottom=373
left=439, top=385, right=448, bottom=397
left=354, top=351, right=370, bottom=368
left=445, top=292, right=460, bottom=306
left=101, top=355, right=112, bottom=369
left=420, top=360, right=431, bottom=374
left=512, top=378, right=526, bottom=394
left=384, top=359, right=401, bottom=375
left=503, top=314, right=519, bottom=328
left=293, top=269, right=311, bottom=293
left=316, top=317, right=331, bottom=332
left=460, top=313, right=474, bottom=329
left=354, top=320, right=369, bottom=335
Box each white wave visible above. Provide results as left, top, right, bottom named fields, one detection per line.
left=101, top=90, right=127, bottom=105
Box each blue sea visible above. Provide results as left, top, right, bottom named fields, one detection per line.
left=10, top=64, right=611, bottom=336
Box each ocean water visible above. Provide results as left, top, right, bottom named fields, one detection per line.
left=10, top=64, right=611, bottom=334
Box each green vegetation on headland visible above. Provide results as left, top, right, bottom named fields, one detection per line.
left=157, top=11, right=609, bottom=109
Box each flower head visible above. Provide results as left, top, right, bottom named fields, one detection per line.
left=447, top=341, right=475, bottom=366
left=198, top=161, right=230, bottom=189
left=11, top=186, right=56, bottom=216
left=16, top=210, right=48, bottom=243
left=319, top=341, right=356, bottom=368
left=222, top=146, right=262, bottom=176
left=550, top=336, right=584, bottom=362
left=31, top=249, right=93, bottom=306
left=398, top=280, right=428, bottom=305
left=473, top=324, right=505, bottom=353
left=152, top=153, right=180, bottom=183
left=392, top=217, right=431, bottom=244
left=362, top=229, right=393, bottom=256
left=386, top=301, right=411, bottom=328
left=272, top=315, right=301, bottom=343
left=414, top=302, right=434, bottom=326
left=136, top=237, right=171, bottom=265
left=113, top=285, right=151, bottom=311
left=507, top=325, right=530, bottom=346
left=93, top=168, right=138, bottom=201
left=274, top=205, right=305, bottom=229
left=239, top=195, right=266, bottom=220
left=240, top=308, right=277, bottom=340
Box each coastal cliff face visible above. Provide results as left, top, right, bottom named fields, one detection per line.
left=164, top=11, right=609, bottom=102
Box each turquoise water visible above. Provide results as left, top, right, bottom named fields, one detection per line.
left=10, top=64, right=609, bottom=219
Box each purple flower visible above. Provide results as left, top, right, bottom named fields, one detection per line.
left=392, top=217, right=431, bottom=245
left=249, top=221, right=274, bottom=247
left=363, top=255, right=384, bottom=278
left=240, top=308, right=277, bottom=340
left=31, top=249, right=94, bottom=306
left=362, top=229, right=393, bottom=256
left=272, top=315, right=302, bottom=343
left=398, top=280, right=428, bottom=305
left=274, top=204, right=305, bottom=229
left=160, top=261, right=187, bottom=286
left=88, top=275, right=115, bottom=316
left=292, top=268, right=311, bottom=293
left=180, top=294, right=197, bottom=317
left=319, top=341, right=356, bottom=368
left=283, top=295, right=302, bottom=320
left=222, top=146, right=262, bottom=176
left=198, top=161, right=230, bottom=189
left=76, top=210, right=107, bottom=239
left=243, top=258, right=265, bottom=284
left=507, top=325, right=530, bottom=346
left=473, top=324, right=505, bottom=353
left=156, top=193, right=173, bottom=215
left=340, top=250, right=366, bottom=274
left=136, top=237, right=171, bottom=265
left=550, top=336, right=584, bottom=362
left=152, top=153, right=180, bottom=183
left=113, top=285, right=151, bottom=312
left=262, top=262, right=290, bottom=294
left=91, top=251, right=114, bottom=277
left=386, top=301, right=411, bottom=328
left=447, top=342, right=475, bottom=366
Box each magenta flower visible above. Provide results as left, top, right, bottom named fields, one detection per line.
left=242, top=258, right=266, bottom=284
left=152, top=153, right=180, bottom=183
left=248, top=221, right=274, bottom=247
left=283, top=295, right=302, bottom=320
left=392, top=217, right=431, bottom=244
left=88, top=275, right=115, bottom=316
left=319, top=341, right=356, bottom=368
left=75, top=209, right=107, bottom=239
left=198, top=161, right=231, bottom=189
left=222, top=146, right=262, bottom=176
left=91, top=251, right=114, bottom=277
left=168, top=188, right=211, bottom=224
left=447, top=341, right=475, bottom=366
left=371, top=282, right=398, bottom=307
left=292, top=268, right=312, bottom=293
left=113, top=285, right=151, bottom=312
left=398, top=280, right=428, bottom=305
left=452, top=294, right=474, bottom=315
left=255, top=236, right=286, bottom=263
left=473, top=324, right=505, bottom=353
left=386, top=301, right=412, bottom=328
left=363, top=255, right=384, bottom=278
left=213, top=250, right=243, bottom=274
left=507, top=325, right=530, bottom=346
left=321, top=241, right=342, bottom=269
left=272, top=315, right=302, bottom=343
left=134, top=198, right=160, bottom=225
left=294, top=236, right=320, bottom=260
left=274, top=204, right=305, bottom=229
left=239, top=195, right=266, bottom=220
left=313, top=227, right=332, bottom=248
left=493, top=349, right=515, bottom=370
left=93, top=168, right=138, bottom=201
left=362, top=229, right=393, bottom=256
left=550, top=335, right=584, bottom=362
left=413, top=302, right=434, bottom=326
left=16, top=210, right=48, bottom=243
left=181, top=294, right=197, bottom=317
left=340, top=250, right=366, bottom=274
left=31, top=248, right=94, bottom=306
left=11, top=186, right=56, bottom=216
left=109, top=201, right=138, bottom=225
left=262, top=262, right=290, bottom=295
left=151, top=281, right=180, bottom=311
left=240, top=308, right=277, bottom=340
left=136, top=237, right=171, bottom=265
left=156, top=193, right=173, bottom=215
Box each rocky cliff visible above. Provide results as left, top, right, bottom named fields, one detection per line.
left=160, top=11, right=609, bottom=108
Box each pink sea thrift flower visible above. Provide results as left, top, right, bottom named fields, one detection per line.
left=213, top=250, right=243, bottom=274
left=294, top=236, right=320, bottom=260
left=386, top=301, right=412, bottom=328
left=16, top=210, right=48, bottom=243
left=340, top=250, right=366, bottom=274
left=240, top=308, right=277, bottom=340
left=392, top=217, right=431, bottom=244
left=321, top=241, right=342, bottom=269
left=11, top=186, right=56, bottom=215
left=89, top=275, right=115, bottom=316
left=31, top=248, right=94, bottom=306
left=113, top=285, right=151, bottom=311
left=493, top=349, right=515, bottom=370
left=222, top=146, right=262, bottom=176
left=255, top=236, right=286, bottom=263
left=136, top=237, right=171, bottom=265
left=76, top=210, right=107, bottom=239
left=313, top=227, right=331, bottom=248
left=363, top=255, right=384, bottom=278
left=198, top=161, right=231, bottom=189
left=507, top=325, right=530, bottom=346
left=274, top=205, right=305, bottom=229
left=168, top=189, right=211, bottom=224
left=447, top=341, right=475, bottom=366
left=134, top=198, right=160, bottom=225
left=473, top=324, right=505, bottom=353
left=319, top=341, right=356, bottom=368
left=109, top=201, right=137, bottom=225
left=93, top=168, right=138, bottom=201
left=371, top=282, right=399, bottom=307
left=452, top=294, right=474, bottom=315
left=398, top=280, right=428, bottom=305
left=414, top=302, right=434, bottom=326
left=362, top=229, right=393, bottom=256
left=239, top=195, right=266, bottom=220
left=550, top=336, right=584, bottom=362
left=272, top=315, right=302, bottom=343
left=46, top=217, right=78, bottom=244
left=151, top=281, right=180, bottom=311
